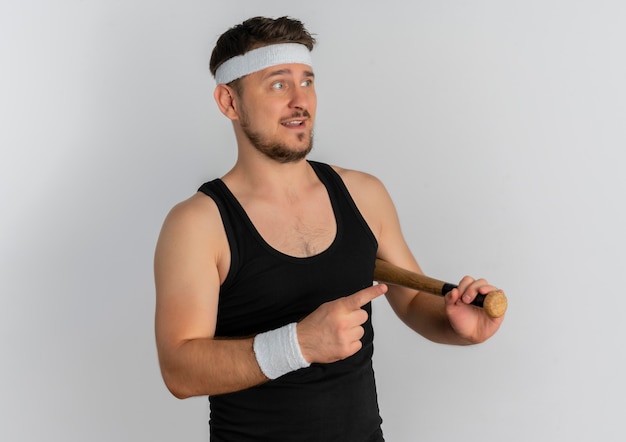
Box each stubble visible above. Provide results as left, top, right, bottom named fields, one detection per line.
left=240, top=109, right=314, bottom=164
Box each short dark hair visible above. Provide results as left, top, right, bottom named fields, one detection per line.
left=209, top=16, right=316, bottom=79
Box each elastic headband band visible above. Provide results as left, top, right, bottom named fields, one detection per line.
left=214, top=43, right=313, bottom=85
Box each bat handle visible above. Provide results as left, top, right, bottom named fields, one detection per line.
left=443, top=283, right=507, bottom=318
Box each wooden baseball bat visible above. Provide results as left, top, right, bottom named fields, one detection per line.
left=373, top=259, right=507, bottom=318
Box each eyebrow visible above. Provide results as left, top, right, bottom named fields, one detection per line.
left=264, top=68, right=315, bottom=80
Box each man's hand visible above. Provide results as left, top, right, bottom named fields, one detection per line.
left=297, top=284, right=387, bottom=364
left=445, top=277, right=505, bottom=344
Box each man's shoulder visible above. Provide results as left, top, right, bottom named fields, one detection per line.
left=161, top=192, right=223, bottom=236
left=327, top=164, right=386, bottom=193
left=324, top=164, right=394, bottom=242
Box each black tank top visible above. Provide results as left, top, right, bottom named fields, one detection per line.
left=198, top=161, right=384, bottom=441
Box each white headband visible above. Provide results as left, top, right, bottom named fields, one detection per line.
left=214, top=43, right=313, bottom=85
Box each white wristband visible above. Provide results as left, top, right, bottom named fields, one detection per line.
left=253, top=322, right=310, bottom=379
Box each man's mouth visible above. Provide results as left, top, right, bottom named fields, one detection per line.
left=281, top=119, right=306, bottom=127
left=281, top=111, right=310, bottom=128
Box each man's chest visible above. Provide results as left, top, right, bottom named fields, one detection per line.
left=243, top=195, right=336, bottom=258
left=251, top=204, right=336, bottom=257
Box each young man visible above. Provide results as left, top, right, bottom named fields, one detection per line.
left=154, top=16, right=504, bottom=441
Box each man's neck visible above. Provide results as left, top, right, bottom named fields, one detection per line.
left=222, top=154, right=318, bottom=202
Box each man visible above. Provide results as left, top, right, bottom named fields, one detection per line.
left=154, top=16, right=504, bottom=441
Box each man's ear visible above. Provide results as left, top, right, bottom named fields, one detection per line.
left=214, top=84, right=240, bottom=120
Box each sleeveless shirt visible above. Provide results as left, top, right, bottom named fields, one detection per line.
left=198, top=161, right=384, bottom=441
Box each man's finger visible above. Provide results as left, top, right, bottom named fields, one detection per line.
left=345, top=284, right=387, bottom=309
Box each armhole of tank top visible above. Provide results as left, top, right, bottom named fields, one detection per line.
left=309, top=161, right=379, bottom=251
left=197, top=181, right=238, bottom=292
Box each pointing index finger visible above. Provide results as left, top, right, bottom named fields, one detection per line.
left=347, top=284, right=387, bottom=310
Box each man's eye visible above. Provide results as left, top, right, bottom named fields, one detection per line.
left=301, top=80, right=312, bottom=87
left=272, top=82, right=284, bottom=90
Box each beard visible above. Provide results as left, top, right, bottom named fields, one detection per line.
left=240, top=110, right=314, bottom=164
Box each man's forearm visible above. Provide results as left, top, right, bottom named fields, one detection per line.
left=159, top=336, right=268, bottom=398
left=403, top=293, right=473, bottom=345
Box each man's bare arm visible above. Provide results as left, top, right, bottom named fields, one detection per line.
left=154, top=194, right=267, bottom=397
left=338, top=167, right=503, bottom=345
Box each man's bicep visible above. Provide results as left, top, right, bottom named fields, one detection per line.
left=342, top=170, right=417, bottom=264
left=154, top=199, right=224, bottom=352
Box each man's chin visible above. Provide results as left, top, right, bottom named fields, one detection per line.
left=249, top=137, right=313, bottom=163
left=267, top=145, right=313, bottom=164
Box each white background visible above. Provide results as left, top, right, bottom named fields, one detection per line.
left=2, top=1, right=625, bottom=441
